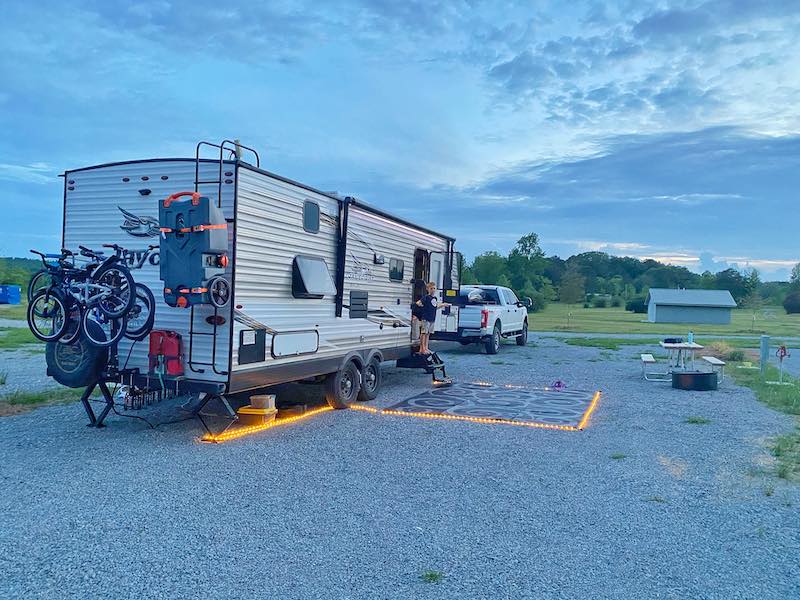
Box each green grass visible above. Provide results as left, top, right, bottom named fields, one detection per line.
left=730, top=364, right=800, bottom=481
left=0, top=327, right=42, bottom=350
left=644, top=495, right=667, bottom=503
left=558, top=335, right=771, bottom=352
left=420, top=570, right=444, bottom=584
left=684, top=416, right=711, bottom=425
left=0, top=387, right=84, bottom=406
left=0, top=302, right=27, bottom=321
left=530, top=303, right=800, bottom=336
left=610, top=452, right=627, bottom=460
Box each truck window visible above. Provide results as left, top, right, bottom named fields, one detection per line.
left=504, top=289, right=519, bottom=304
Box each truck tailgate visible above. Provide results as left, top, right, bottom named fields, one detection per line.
left=458, top=306, right=484, bottom=330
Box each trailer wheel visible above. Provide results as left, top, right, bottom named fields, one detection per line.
left=357, top=357, right=382, bottom=402
left=324, top=360, right=361, bottom=409
left=485, top=323, right=501, bottom=354
left=45, top=320, right=108, bottom=388
left=516, top=320, right=528, bottom=346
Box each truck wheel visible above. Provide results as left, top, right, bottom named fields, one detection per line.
left=357, top=357, right=382, bottom=402
left=516, top=320, right=528, bottom=346
left=485, top=323, right=501, bottom=354
left=324, top=360, right=361, bottom=409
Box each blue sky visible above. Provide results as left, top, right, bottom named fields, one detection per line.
left=1, top=0, right=798, bottom=279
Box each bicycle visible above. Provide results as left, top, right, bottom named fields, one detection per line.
left=100, top=243, right=158, bottom=341
left=27, top=247, right=135, bottom=347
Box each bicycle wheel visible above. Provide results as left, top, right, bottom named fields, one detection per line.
left=81, top=304, right=127, bottom=348
left=124, top=283, right=155, bottom=341
left=27, top=270, right=53, bottom=303
left=208, top=275, right=231, bottom=308
left=93, top=263, right=136, bottom=319
left=27, top=289, right=68, bottom=342
left=58, top=304, right=83, bottom=345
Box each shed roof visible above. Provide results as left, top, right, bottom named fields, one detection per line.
left=646, top=288, right=737, bottom=308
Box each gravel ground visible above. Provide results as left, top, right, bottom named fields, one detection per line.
left=0, top=348, right=59, bottom=395
left=1, top=336, right=798, bottom=600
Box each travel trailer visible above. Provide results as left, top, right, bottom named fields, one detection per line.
left=57, top=141, right=459, bottom=416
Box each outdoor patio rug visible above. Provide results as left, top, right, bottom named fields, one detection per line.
left=382, top=383, right=600, bottom=431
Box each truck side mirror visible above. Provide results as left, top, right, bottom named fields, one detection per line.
left=524, top=297, right=533, bottom=308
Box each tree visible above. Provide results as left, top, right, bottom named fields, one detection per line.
left=741, top=289, right=763, bottom=332
left=784, top=291, right=800, bottom=314
left=559, top=266, right=586, bottom=305
left=714, top=268, right=749, bottom=303
left=791, top=262, right=800, bottom=291
left=471, top=252, right=507, bottom=284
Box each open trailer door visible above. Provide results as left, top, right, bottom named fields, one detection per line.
left=430, top=250, right=460, bottom=335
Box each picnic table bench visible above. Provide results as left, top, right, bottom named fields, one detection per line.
left=701, top=355, right=726, bottom=382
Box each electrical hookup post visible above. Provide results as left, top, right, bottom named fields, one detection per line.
left=767, top=343, right=793, bottom=387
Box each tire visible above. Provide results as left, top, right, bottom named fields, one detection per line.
left=46, top=320, right=108, bottom=388
left=324, top=360, right=361, bottom=409
left=93, top=262, right=136, bottom=319
left=357, top=357, right=382, bottom=402
left=81, top=305, right=127, bottom=348
left=485, top=322, right=501, bottom=354
left=58, top=305, right=83, bottom=345
left=208, top=275, right=231, bottom=308
left=516, top=320, right=528, bottom=346
left=27, top=289, right=68, bottom=342
left=27, top=270, right=53, bottom=303
left=125, top=284, right=155, bottom=341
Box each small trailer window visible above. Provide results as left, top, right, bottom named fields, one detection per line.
left=292, top=255, right=336, bottom=298
left=303, top=200, right=320, bottom=233
left=389, top=258, right=404, bottom=282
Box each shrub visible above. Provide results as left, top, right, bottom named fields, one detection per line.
left=583, top=302, right=590, bottom=308
left=611, top=297, right=622, bottom=307
left=784, top=291, right=800, bottom=314
left=727, top=349, right=746, bottom=362
left=527, top=292, right=547, bottom=313
left=592, top=296, right=608, bottom=308
left=625, top=296, right=647, bottom=313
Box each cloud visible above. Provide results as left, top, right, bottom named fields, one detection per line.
left=0, top=163, right=53, bottom=184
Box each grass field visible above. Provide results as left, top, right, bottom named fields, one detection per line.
left=530, top=302, right=800, bottom=337
left=0, top=302, right=27, bottom=320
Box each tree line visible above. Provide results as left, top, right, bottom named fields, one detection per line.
left=459, top=233, right=798, bottom=313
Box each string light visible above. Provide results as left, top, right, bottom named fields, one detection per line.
left=350, top=389, right=602, bottom=432
left=201, top=387, right=602, bottom=443
left=201, top=406, right=333, bottom=443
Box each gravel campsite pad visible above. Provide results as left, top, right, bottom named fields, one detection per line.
left=1, top=336, right=799, bottom=599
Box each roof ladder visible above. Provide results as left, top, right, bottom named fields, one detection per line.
left=194, top=139, right=260, bottom=208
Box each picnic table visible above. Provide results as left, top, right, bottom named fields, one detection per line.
left=660, top=341, right=704, bottom=371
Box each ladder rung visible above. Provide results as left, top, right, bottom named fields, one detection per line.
left=195, top=180, right=221, bottom=185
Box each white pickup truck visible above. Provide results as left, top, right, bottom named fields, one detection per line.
left=432, top=285, right=531, bottom=354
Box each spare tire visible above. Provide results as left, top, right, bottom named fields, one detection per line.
left=46, top=320, right=108, bottom=388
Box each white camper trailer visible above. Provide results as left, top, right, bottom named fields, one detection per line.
left=58, top=141, right=459, bottom=419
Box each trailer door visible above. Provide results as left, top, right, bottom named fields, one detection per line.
left=429, top=251, right=458, bottom=334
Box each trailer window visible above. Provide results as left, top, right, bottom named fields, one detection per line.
left=303, top=200, right=320, bottom=233
left=389, top=258, right=404, bottom=282
left=292, top=255, right=336, bottom=299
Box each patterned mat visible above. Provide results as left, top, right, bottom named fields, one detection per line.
left=384, top=383, right=600, bottom=430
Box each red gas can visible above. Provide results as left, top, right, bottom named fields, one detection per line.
left=148, top=330, right=184, bottom=377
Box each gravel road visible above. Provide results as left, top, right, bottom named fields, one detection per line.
left=1, top=336, right=798, bottom=599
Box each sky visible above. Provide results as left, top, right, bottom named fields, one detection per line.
left=1, top=0, right=798, bottom=279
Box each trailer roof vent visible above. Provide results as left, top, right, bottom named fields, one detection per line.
left=292, top=255, right=336, bottom=299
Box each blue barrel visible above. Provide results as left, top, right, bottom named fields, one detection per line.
left=0, top=284, right=21, bottom=304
